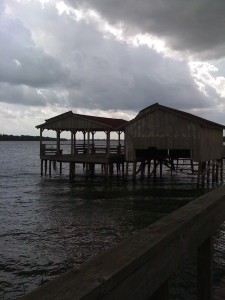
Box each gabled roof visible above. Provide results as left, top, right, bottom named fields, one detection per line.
left=128, top=103, right=225, bottom=129
left=36, top=111, right=128, bottom=131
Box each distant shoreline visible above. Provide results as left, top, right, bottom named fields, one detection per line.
left=1, top=134, right=224, bottom=142
left=0, top=134, right=120, bottom=142
left=0, top=134, right=62, bottom=141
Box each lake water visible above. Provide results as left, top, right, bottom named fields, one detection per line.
left=0, top=141, right=225, bottom=299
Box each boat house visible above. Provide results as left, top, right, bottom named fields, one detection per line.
left=36, top=103, right=225, bottom=185
left=124, top=103, right=225, bottom=184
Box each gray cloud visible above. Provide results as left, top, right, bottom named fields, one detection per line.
left=66, top=0, right=225, bottom=59
left=0, top=6, right=69, bottom=88
left=0, top=0, right=220, bottom=116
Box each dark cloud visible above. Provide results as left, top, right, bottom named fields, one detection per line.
left=66, top=0, right=225, bottom=59
left=0, top=8, right=69, bottom=88
left=0, top=83, right=47, bottom=106
left=0, top=0, right=221, bottom=118
left=66, top=40, right=210, bottom=111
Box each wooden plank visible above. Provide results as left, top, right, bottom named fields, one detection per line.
left=197, top=237, right=213, bottom=300
left=21, top=185, right=225, bottom=300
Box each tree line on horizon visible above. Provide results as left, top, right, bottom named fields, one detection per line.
left=0, top=134, right=62, bottom=141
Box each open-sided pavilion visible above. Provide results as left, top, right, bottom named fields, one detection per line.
left=36, top=111, right=128, bottom=177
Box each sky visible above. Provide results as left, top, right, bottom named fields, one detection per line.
left=1, top=0, right=225, bottom=137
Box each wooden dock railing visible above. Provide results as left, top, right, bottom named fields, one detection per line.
left=21, top=185, right=225, bottom=300
left=40, top=143, right=125, bottom=156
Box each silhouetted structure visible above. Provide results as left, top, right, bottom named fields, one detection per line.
left=36, top=103, right=225, bottom=185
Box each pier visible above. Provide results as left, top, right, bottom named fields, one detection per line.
left=21, top=184, right=225, bottom=299
left=36, top=103, right=225, bottom=185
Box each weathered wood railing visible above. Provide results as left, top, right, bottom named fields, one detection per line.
left=21, top=185, right=225, bottom=300
left=41, top=143, right=124, bottom=156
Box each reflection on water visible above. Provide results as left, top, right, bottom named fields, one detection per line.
left=0, top=141, right=224, bottom=299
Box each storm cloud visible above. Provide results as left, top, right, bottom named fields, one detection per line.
left=0, top=0, right=225, bottom=135
left=66, top=0, right=225, bottom=59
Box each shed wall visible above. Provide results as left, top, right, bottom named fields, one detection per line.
left=125, top=109, right=223, bottom=161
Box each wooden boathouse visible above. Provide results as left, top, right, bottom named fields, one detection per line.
left=36, top=103, right=225, bottom=185
left=124, top=103, right=225, bottom=185
left=36, top=111, right=127, bottom=177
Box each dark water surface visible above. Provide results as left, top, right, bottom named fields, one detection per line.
left=0, top=141, right=225, bottom=299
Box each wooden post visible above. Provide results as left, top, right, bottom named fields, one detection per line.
left=106, top=130, right=110, bottom=155
left=207, top=161, right=210, bottom=186
left=170, top=159, right=173, bottom=176
left=133, top=161, right=137, bottom=180
left=44, top=160, right=47, bottom=175
left=197, top=237, right=213, bottom=300
left=148, top=160, right=151, bottom=177
left=41, top=159, right=43, bottom=176
left=160, top=160, right=162, bottom=178
left=122, top=163, right=124, bottom=177
left=83, top=131, right=86, bottom=153
left=87, top=130, right=90, bottom=154
left=141, top=161, right=145, bottom=178
left=201, top=161, right=206, bottom=187
left=118, top=131, right=121, bottom=146
left=70, top=131, right=73, bottom=155
left=60, top=162, right=62, bottom=174
left=154, top=159, right=157, bottom=179
left=57, top=130, right=60, bottom=155
left=221, top=159, right=223, bottom=182
left=216, top=160, right=219, bottom=182
left=91, top=131, right=95, bottom=153
left=40, top=128, right=43, bottom=156
left=49, top=160, right=51, bottom=176
left=197, top=162, right=201, bottom=187
left=73, top=131, right=77, bottom=155
left=125, top=162, right=129, bottom=179
left=191, top=160, right=194, bottom=174
left=70, top=162, right=75, bottom=178
left=104, top=164, right=109, bottom=177
left=212, top=162, right=215, bottom=185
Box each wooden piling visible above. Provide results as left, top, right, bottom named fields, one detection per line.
left=212, top=163, right=215, bottom=185
left=154, top=159, right=157, bottom=179
left=49, top=160, right=51, bottom=176
left=44, top=160, right=47, bottom=175
left=160, top=161, right=162, bottom=178
left=41, top=159, right=43, bottom=176
left=207, top=161, right=210, bottom=186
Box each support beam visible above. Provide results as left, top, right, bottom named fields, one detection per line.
left=57, top=130, right=61, bottom=155
left=70, top=131, right=73, bottom=155
left=49, top=160, right=51, bottom=176
left=87, top=130, right=90, bottom=154
left=41, top=159, right=43, bottom=176
left=106, top=130, right=110, bottom=155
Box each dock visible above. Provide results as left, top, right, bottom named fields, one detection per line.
left=36, top=103, right=225, bottom=185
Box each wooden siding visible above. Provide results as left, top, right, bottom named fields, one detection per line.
left=125, top=108, right=223, bottom=162
left=198, top=127, right=223, bottom=161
